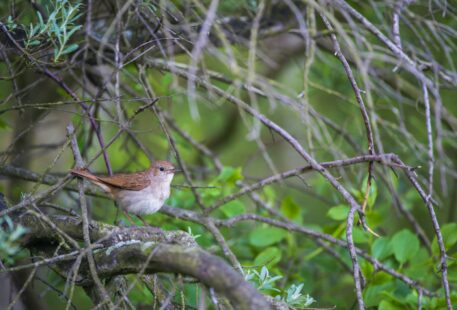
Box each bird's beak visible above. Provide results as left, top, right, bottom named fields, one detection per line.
left=172, top=168, right=182, bottom=174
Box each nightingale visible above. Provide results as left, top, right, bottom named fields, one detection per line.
left=71, top=160, right=176, bottom=225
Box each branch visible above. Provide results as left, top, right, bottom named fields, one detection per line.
left=207, top=154, right=406, bottom=213
left=0, top=164, right=106, bottom=198
left=13, top=213, right=272, bottom=310
left=85, top=243, right=270, bottom=309
left=145, top=58, right=368, bottom=305
left=67, top=123, right=113, bottom=308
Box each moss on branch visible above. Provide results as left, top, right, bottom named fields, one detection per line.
left=14, top=213, right=271, bottom=310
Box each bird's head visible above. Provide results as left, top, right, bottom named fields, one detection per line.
left=149, top=160, right=178, bottom=182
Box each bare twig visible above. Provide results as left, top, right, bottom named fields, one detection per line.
left=187, top=0, right=220, bottom=119
left=67, top=123, right=114, bottom=309
left=207, top=154, right=404, bottom=213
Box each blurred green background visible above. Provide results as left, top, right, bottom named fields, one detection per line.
left=0, top=0, right=456, bottom=309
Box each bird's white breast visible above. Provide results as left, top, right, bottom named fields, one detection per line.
left=116, top=178, right=172, bottom=215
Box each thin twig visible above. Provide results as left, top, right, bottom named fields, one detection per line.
left=207, top=154, right=403, bottom=213
left=67, top=123, right=114, bottom=309
left=187, top=0, right=220, bottom=119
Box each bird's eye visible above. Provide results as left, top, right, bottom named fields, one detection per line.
left=159, top=167, right=165, bottom=171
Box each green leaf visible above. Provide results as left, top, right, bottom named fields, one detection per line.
left=405, top=248, right=430, bottom=279
left=353, top=227, right=369, bottom=244
left=76, top=130, right=86, bottom=155
left=28, top=39, right=41, bottom=46
left=379, top=300, right=404, bottom=310
left=201, top=187, right=222, bottom=204
left=220, top=200, right=245, bottom=218
left=350, top=187, right=363, bottom=202
left=349, top=177, right=378, bottom=208
left=249, top=226, right=286, bottom=247
left=391, top=229, right=419, bottom=264
left=365, top=209, right=383, bottom=227
left=37, top=12, right=45, bottom=29
left=389, top=170, right=399, bottom=190
left=61, top=43, right=78, bottom=55
left=53, top=48, right=59, bottom=60
left=448, top=263, right=457, bottom=282
left=327, top=204, right=349, bottom=221
left=254, top=247, right=281, bottom=266
left=168, top=190, right=195, bottom=209
left=67, top=26, right=81, bottom=38
left=217, top=166, right=244, bottom=185
left=280, top=196, right=302, bottom=223
left=363, top=283, right=394, bottom=307
left=367, top=178, right=377, bottom=207
left=161, top=73, right=173, bottom=88
left=371, top=237, right=392, bottom=261
left=263, top=186, right=276, bottom=205
left=8, top=225, right=28, bottom=241
left=432, top=223, right=457, bottom=255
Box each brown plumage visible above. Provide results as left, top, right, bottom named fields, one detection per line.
left=71, top=160, right=177, bottom=225
left=70, top=169, right=151, bottom=191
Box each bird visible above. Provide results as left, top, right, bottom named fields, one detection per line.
left=71, top=160, right=177, bottom=225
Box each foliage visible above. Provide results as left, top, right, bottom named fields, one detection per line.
left=244, top=266, right=315, bottom=308
left=0, top=216, right=28, bottom=264
left=0, top=0, right=456, bottom=309
left=5, top=0, right=82, bottom=62
left=279, top=283, right=316, bottom=308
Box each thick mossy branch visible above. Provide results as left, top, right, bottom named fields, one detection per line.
left=15, top=213, right=271, bottom=310
left=19, top=213, right=197, bottom=248
left=89, top=243, right=270, bottom=309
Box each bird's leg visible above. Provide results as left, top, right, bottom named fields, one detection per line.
left=113, top=202, right=121, bottom=225
left=122, top=210, right=137, bottom=226
left=137, top=215, right=149, bottom=226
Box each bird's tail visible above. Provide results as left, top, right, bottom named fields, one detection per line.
left=70, top=168, right=99, bottom=182
left=71, top=168, right=111, bottom=192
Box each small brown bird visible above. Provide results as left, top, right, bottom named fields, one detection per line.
left=71, top=160, right=176, bottom=225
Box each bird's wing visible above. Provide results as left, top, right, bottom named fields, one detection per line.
left=96, top=172, right=151, bottom=191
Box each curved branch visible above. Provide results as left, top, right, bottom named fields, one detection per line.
left=14, top=213, right=271, bottom=310
left=86, top=243, right=271, bottom=309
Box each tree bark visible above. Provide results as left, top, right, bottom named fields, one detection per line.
left=14, top=213, right=272, bottom=310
